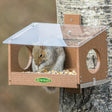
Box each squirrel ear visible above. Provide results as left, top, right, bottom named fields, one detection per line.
left=40, top=46, right=45, bottom=49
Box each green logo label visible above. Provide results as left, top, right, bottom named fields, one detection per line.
left=35, top=78, right=51, bottom=83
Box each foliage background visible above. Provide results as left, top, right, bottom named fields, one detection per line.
left=0, top=0, right=58, bottom=112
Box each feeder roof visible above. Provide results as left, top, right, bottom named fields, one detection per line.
left=3, top=23, right=107, bottom=47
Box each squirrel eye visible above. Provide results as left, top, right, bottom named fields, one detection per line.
left=40, top=54, right=42, bottom=57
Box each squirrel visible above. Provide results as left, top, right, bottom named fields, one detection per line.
left=32, top=46, right=65, bottom=93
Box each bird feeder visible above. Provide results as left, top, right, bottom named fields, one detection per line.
left=3, top=22, right=108, bottom=92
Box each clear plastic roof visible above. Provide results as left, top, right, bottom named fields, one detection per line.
left=3, top=23, right=107, bottom=47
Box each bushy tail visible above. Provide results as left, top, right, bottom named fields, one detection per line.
left=42, top=87, right=57, bottom=94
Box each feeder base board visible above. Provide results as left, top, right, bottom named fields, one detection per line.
left=9, top=72, right=79, bottom=88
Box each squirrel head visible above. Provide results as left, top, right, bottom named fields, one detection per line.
left=32, top=46, right=48, bottom=66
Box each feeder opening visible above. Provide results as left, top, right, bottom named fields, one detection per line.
left=18, top=46, right=32, bottom=70
left=86, top=49, right=100, bottom=74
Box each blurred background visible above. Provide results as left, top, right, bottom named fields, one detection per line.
left=0, top=0, right=59, bottom=112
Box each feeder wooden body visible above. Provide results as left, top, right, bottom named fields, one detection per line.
left=2, top=19, right=108, bottom=92
left=8, top=28, right=108, bottom=89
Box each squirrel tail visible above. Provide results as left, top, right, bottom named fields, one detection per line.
left=42, top=87, right=57, bottom=94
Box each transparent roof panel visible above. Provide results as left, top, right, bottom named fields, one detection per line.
left=3, top=23, right=107, bottom=47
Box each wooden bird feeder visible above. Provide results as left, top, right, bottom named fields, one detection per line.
left=3, top=15, right=109, bottom=93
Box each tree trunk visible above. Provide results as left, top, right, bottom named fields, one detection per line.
left=56, top=0, right=112, bottom=112
left=59, top=83, right=112, bottom=112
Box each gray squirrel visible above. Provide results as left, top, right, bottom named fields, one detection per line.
left=32, top=46, right=65, bottom=93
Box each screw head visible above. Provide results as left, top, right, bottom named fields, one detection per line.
left=68, top=30, right=71, bottom=35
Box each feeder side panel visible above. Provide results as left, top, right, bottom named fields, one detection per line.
left=79, top=31, right=108, bottom=83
